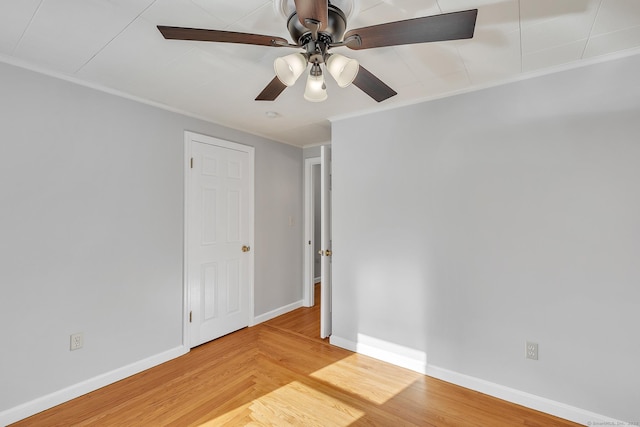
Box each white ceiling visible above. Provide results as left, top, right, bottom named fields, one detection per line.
left=1, top=0, right=640, bottom=147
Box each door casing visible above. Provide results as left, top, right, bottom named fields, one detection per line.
left=303, top=156, right=321, bottom=307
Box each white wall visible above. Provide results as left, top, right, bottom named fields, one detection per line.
left=0, top=61, right=302, bottom=419
left=331, top=53, right=640, bottom=423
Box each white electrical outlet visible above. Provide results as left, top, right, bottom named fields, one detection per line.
left=70, top=333, right=84, bottom=351
left=526, top=341, right=538, bottom=360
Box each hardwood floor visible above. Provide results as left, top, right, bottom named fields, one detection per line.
left=13, top=285, right=579, bottom=426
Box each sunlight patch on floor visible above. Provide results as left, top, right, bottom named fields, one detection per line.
left=198, top=380, right=364, bottom=426
left=310, top=353, right=422, bottom=405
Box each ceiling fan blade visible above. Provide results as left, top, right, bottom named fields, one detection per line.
left=352, top=66, right=397, bottom=103
left=158, top=26, right=293, bottom=47
left=255, top=77, right=288, bottom=101
left=293, top=0, right=329, bottom=30
left=344, top=9, right=478, bottom=50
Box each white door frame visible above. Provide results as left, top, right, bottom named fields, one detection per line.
left=183, top=131, right=255, bottom=348
left=303, top=156, right=321, bottom=307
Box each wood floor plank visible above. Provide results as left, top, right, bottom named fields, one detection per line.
left=11, top=285, right=580, bottom=426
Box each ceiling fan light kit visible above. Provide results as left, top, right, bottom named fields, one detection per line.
left=158, top=0, right=477, bottom=103
left=273, top=51, right=358, bottom=101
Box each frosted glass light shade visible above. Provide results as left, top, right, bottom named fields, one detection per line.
left=326, top=54, right=359, bottom=87
left=274, top=53, right=307, bottom=86
left=304, top=73, right=328, bottom=102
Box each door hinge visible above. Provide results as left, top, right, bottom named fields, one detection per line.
left=189, top=311, right=192, bottom=323
left=190, top=157, right=194, bottom=169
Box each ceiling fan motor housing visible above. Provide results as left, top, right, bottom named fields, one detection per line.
left=287, top=4, right=347, bottom=47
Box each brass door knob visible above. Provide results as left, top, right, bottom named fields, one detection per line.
left=242, top=245, right=251, bottom=253
left=318, top=249, right=324, bottom=256
left=325, top=249, right=332, bottom=256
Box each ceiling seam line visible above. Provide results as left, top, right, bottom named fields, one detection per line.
left=190, top=1, right=225, bottom=28
left=74, top=0, right=159, bottom=74
left=227, top=2, right=274, bottom=30
left=580, top=0, right=604, bottom=59
left=518, top=0, right=523, bottom=73
left=12, top=0, right=45, bottom=55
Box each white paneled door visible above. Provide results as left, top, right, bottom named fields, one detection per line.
left=186, top=132, right=254, bottom=348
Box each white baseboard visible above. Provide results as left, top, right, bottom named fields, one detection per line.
left=253, top=300, right=303, bottom=325
left=329, top=335, right=623, bottom=426
left=0, top=345, right=189, bottom=426
left=425, top=365, right=626, bottom=426
left=329, top=335, right=357, bottom=351
left=330, top=334, right=427, bottom=375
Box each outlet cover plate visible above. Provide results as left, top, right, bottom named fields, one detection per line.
left=526, top=341, right=538, bottom=360
left=70, top=333, right=84, bottom=351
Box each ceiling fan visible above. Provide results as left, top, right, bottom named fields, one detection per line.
left=158, top=0, right=477, bottom=103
